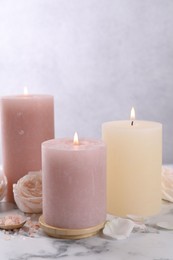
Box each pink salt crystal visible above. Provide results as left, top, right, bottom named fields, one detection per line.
left=4, top=219, right=14, bottom=226
left=0, top=214, right=40, bottom=238
left=0, top=214, right=25, bottom=226
left=22, top=226, right=29, bottom=232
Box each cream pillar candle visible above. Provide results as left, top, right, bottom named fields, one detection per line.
left=42, top=135, right=106, bottom=230
left=1, top=94, right=54, bottom=201
left=102, top=109, right=162, bottom=217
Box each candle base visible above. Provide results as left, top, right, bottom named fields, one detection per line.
left=39, top=215, right=105, bottom=239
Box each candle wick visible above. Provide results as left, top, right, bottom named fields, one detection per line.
left=131, top=121, right=134, bottom=126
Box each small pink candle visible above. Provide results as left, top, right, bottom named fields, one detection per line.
left=1, top=94, right=54, bottom=201
left=42, top=134, right=106, bottom=229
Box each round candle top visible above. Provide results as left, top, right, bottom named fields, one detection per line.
left=102, top=120, right=162, bottom=130
left=42, top=138, right=105, bottom=151
left=1, top=94, right=53, bottom=100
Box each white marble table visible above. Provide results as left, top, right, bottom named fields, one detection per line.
left=0, top=201, right=173, bottom=260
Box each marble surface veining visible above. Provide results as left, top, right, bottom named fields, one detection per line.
left=0, top=202, right=173, bottom=259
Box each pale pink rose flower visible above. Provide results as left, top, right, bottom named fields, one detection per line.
left=162, top=166, right=173, bottom=202
left=0, top=168, right=7, bottom=201
left=13, top=171, right=42, bottom=213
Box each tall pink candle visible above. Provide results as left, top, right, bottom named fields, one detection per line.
left=42, top=138, right=106, bottom=229
left=1, top=94, right=54, bottom=201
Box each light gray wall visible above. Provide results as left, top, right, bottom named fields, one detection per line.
left=0, top=0, right=173, bottom=163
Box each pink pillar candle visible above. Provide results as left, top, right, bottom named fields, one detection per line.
left=1, top=94, right=54, bottom=201
left=42, top=138, right=106, bottom=229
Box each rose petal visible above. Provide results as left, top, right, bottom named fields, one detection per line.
left=162, top=166, right=173, bottom=202
left=103, top=218, right=135, bottom=240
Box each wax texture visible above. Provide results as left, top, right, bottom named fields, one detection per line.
left=102, top=120, right=162, bottom=217
left=42, top=139, right=106, bottom=229
left=1, top=95, right=54, bottom=201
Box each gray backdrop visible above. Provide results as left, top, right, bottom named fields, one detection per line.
left=0, top=0, right=173, bottom=163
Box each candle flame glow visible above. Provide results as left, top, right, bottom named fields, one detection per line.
left=130, top=107, right=135, bottom=121
left=73, top=132, right=79, bottom=145
left=23, top=87, right=28, bottom=95
left=130, top=107, right=135, bottom=126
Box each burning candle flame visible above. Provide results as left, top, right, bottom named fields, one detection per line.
left=130, top=107, right=135, bottom=126
left=73, top=132, right=79, bottom=145
left=23, top=87, right=28, bottom=95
